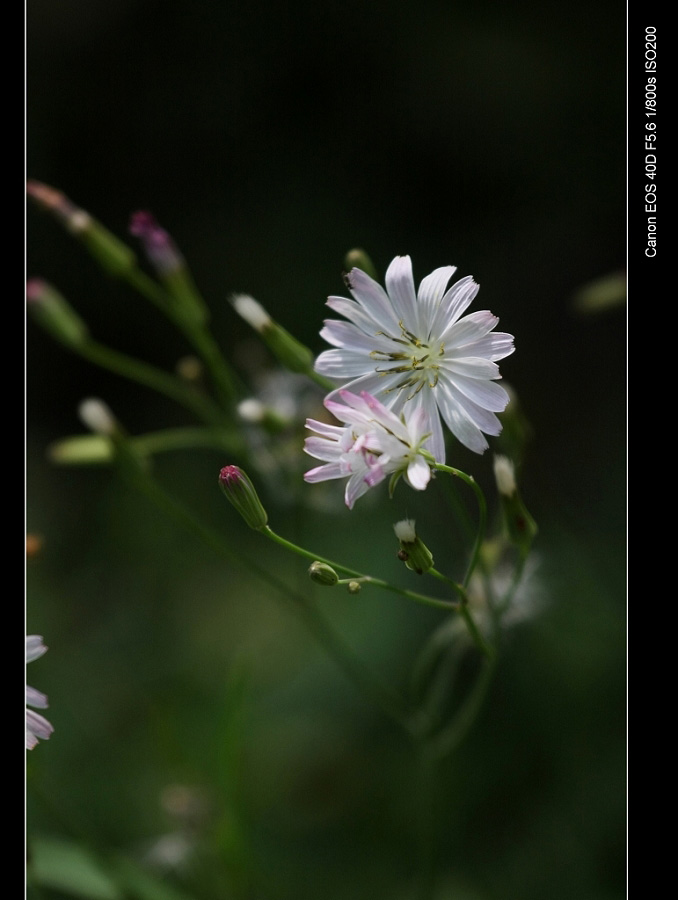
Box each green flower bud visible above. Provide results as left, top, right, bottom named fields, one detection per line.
left=27, top=181, right=136, bottom=277
left=26, top=279, right=89, bottom=348
left=308, top=561, right=339, bottom=587
left=393, top=519, right=434, bottom=575
left=218, top=466, right=268, bottom=531
left=493, top=456, right=538, bottom=558
left=347, top=581, right=362, bottom=595
left=343, top=248, right=378, bottom=281
left=231, top=294, right=314, bottom=374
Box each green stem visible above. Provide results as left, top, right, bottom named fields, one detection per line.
left=434, top=464, right=487, bottom=589
left=428, top=654, right=497, bottom=761
left=428, top=568, right=493, bottom=659
left=111, top=446, right=418, bottom=735
left=179, top=319, right=240, bottom=409
left=134, top=426, right=245, bottom=457
left=262, top=526, right=460, bottom=613
left=123, top=267, right=240, bottom=409
left=79, top=339, right=226, bottom=426
left=123, top=267, right=172, bottom=311
left=307, top=369, right=337, bottom=392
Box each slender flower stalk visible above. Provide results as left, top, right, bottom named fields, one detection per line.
left=315, top=255, right=514, bottom=461
left=433, top=463, right=488, bottom=589
left=260, top=525, right=459, bottom=613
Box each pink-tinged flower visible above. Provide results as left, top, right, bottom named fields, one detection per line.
left=314, top=256, right=515, bottom=461
left=26, top=635, right=54, bottom=750
left=303, top=390, right=433, bottom=509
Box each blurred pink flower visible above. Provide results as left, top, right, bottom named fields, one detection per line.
left=26, top=635, right=54, bottom=750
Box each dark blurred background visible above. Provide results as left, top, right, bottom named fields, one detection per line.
left=26, top=2, right=626, bottom=899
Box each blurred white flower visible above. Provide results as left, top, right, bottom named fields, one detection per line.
left=26, top=635, right=54, bottom=750
left=304, top=389, right=433, bottom=509
left=315, top=255, right=514, bottom=461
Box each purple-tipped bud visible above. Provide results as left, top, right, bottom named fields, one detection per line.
left=218, top=466, right=268, bottom=530
left=129, top=210, right=184, bottom=275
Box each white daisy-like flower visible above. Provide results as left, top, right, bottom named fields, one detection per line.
left=314, top=255, right=515, bottom=461
left=26, top=635, right=54, bottom=750
left=304, top=389, right=433, bottom=509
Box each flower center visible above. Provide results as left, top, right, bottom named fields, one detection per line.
left=370, top=321, right=444, bottom=399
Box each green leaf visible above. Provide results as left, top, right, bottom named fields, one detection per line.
left=28, top=837, right=122, bottom=900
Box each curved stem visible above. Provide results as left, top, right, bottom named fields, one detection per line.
left=434, top=464, right=487, bottom=589
left=262, top=526, right=460, bottom=613
left=109, top=445, right=419, bottom=735
left=428, top=653, right=498, bottom=760
left=428, top=568, right=493, bottom=659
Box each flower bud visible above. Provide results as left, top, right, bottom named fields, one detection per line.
left=347, top=581, right=362, bottom=595
left=129, top=211, right=209, bottom=324
left=218, top=466, right=268, bottom=530
left=26, top=279, right=89, bottom=348
left=308, top=561, right=339, bottom=587
left=493, top=455, right=516, bottom=497
left=393, top=519, right=434, bottom=575
left=493, top=456, right=538, bottom=558
left=78, top=398, right=118, bottom=436
left=230, top=294, right=315, bottom=374
left=27, top=181, right=136, bottom=277
left=344, top=248, right=378, bottom=281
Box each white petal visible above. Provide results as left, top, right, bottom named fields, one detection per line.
left=345, top=472, right=371, bottom=509
left=26, top=685, right=49, bottom=709
left=417, top=266, right=457, bottom=331
left=435, top=382, right=490, bottom=454
left=315, top=349, right=376, bottom=379
left=442, top=372, right=509, bottom=412
left=430, top=276, right=479, bottom=338
left=441, top=310, right=499, bottom=347
left=440, top=357, right=500, bottom=380
left=326, top=296, right=381, bottom=335
left=384, top=256, right=418, bottom=332
left=415, top=390, right=446, bottom=463
left=462, top=332, right=515, bottom=361
left=304, top=462, right=345, bottom=483
left=26, top=635, right=47, bottom=663
left=320, top=320, right=392, bottom=354
left=26, top=708, right=54, bottom=747
left=325, top=371, right=407, bottom=405
left=346, top=268, right=401, bottom=332
left=439, top=377, right=502, bottom=437
left=404, top=405, right=431, bottom=446
left=406, top=456, right=432, bottom=490
left=305, top=418, right=344, bottom=439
